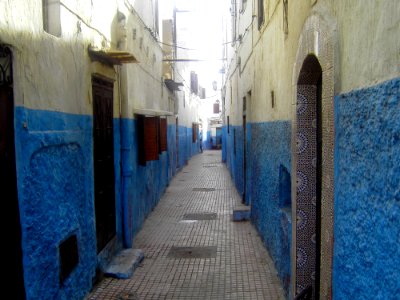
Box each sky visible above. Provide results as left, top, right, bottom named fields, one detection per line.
left=159, top=0, right=228, bottom=94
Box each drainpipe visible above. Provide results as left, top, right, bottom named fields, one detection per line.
left=118, top=63, right=133, bottom=249
left=117, top=12, right=133, bottom=248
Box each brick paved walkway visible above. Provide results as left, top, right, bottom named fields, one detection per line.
left=87, top=151, right=285, bottom=300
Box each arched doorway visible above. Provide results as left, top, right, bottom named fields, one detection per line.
left=295, top=54, right=322, bottom=299
left=291, top=9, right=337, bottom=299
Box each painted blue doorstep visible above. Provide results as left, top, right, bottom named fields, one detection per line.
left=104, top=249, right=144, bottom=279
left=233, top=206, right=251, bottom=221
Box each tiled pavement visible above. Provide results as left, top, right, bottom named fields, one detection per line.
left=87, top=151, right=285, bottom=300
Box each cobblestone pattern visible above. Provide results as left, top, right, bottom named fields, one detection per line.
left=87, top=151, right=285, bottom=300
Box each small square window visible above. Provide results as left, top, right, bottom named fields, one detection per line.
left=59, top=234, right=79, bottom=283
left=258, top=0, right=265, bottom=29
left=241, top=0, right=248, bottom=13
left=43, top=0, right=61, bottom=37
left=213, top=103, right=220, bottom=114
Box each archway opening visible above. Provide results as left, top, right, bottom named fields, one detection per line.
left=295, top=54, right=322, bottom=299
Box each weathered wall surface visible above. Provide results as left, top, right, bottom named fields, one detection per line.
left=1, top=0, right=199, bottom=299
left=14, top=107, right=96, bottom=300
left=176, top=126, right=198, bottom=169
left=333, top=78, right=400, bottom=299
left=223, top=0, right=399, bottom=298
left=1, top=1, right=105, bottom=295
left=249, top=121, right=292, bottom=293
left=222, top=1, right=300, bottom=295
left=334, top=0, right=400, bottom=93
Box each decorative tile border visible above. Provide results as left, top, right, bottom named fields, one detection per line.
left=291, top=5, right=338, bottom=299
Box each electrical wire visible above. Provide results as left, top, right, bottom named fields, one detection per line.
left=173, top=68, right=192, bottom=92
left=160, top=16, right=256, bottom=52
left=158, top=41, right=197, bottom=51
left=124, top=0, right=161, bottom=47
left=60, top=1, right=111, bottom=44
left=136, top=63, right=163, bottom=84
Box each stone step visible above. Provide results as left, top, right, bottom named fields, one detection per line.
left=233, top=206, right=251, bottom=221
left=104, top=249, right=144, bottom=279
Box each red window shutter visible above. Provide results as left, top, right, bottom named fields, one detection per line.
left=144, top=117, right=159, bottom=161
left=160, top=118, right=167, bottom=152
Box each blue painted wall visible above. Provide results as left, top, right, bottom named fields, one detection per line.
left=15, top=107, right=97, bottom=300
left=245, top=123, right=252, bottom=205
left=222, top=121, right=292, bottom=294
left=205, top=130, right=212, bottom=150
left=221, top=127, right=227, bottom=161
left=118, top=118, right=168, bottom=242
left=113, top=120, right=197, bottom=247
left=14, top=107, right=197, bottom=299
left=333, top=78, right=400, bottom=299
left=249, top=121, right=292, bottom=294
left=167, top=124, right=177, bottom=180
left=177, top=126, right=187, bottom=169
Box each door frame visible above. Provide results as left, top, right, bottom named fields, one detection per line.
left=291, top=10, right=337, bottom=299
left=92, top=75, right=117, bottom=253
left=242, top=114, right=246, bottom=204
left=0, top=45, right=26, bottom=298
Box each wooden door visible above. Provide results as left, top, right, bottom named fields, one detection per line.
left=92, top=77, right=116, bottom=253
left=1, top=83, right=25, bottom=298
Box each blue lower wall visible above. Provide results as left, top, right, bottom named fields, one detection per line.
left=333, top=78, right=400, bottom=299
left=177, top=126, right=188, bottom=169
left=167, top=124, right=177, bottom=180
left=249, top=121, right=292, bottom=293
left=222, top=120, right=292, bottom=294
left=245, top=123, right=252, bottom=205
left=14, top=107, right=197, bottom=299
left=15, top=107, right=97, bottom=300
left=128, top=121, right=197, bottom=240
left=221, top=127, right=227, bottom=161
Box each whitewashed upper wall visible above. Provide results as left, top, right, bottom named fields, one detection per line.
left=127, top=0, right=159, bottom=34
left=0, top=0, right=115, bottom=114
left=333, top=0, right=400, bottom=93
left=223, top=0, right=400, bottom=125
left=0, top=0, right=172, bottom=118
left=118, top=1, right=169, bottom=117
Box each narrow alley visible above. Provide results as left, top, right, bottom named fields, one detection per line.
left=87, top=151, right=285, bottom=300
left=2, top=0, right=399, bottom=299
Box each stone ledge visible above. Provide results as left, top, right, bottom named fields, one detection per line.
left=104, top=249, right=144, bottom=279
left=233, top=206, right=250, bottom=221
